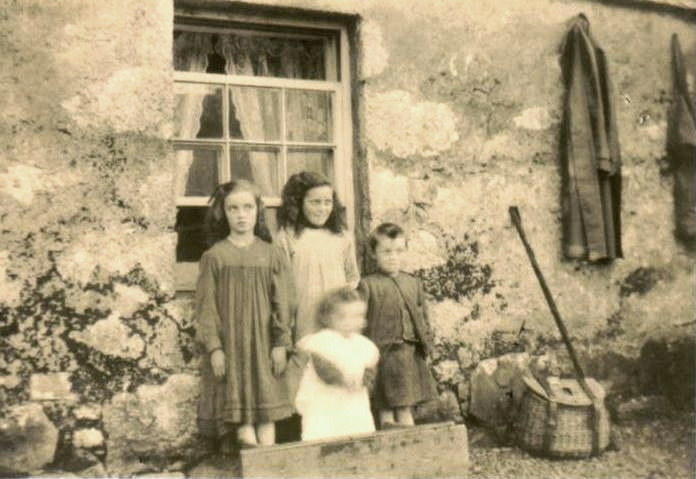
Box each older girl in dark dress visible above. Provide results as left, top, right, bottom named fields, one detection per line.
left=196, top=180, right=294, bottom=450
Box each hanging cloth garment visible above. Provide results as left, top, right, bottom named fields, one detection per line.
left=559, top=14, right=623, bottom=262
left=666, top=34, right=696, bottom=246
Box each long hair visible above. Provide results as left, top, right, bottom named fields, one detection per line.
left=277, top=171, right=346, bottom=235
left=204, top=180, right=272, bottom=246
left=315, top=287, right=363, bottom=329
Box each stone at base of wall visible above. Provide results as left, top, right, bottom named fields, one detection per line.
left=56, top=449, right=103, bottom=476
left=610, top=395, right=674, bottom=423
left=639, top=333, right=695, bottom=409
left=0, top=403, right=58, bottom=473
left=469, top=353, right=530, bottom=428
left=414, top=390, right=464, bottom=423
left=102, top=374, right=200, bottom=475
left=29, top=373, right=76, bottom=401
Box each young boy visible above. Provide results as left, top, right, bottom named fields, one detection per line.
left=357, top=223, right=438, bottom=428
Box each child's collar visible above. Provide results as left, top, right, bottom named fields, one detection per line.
left=226, top=235, right=255, bottom=248
left=378, top=269, right=401, bottom=277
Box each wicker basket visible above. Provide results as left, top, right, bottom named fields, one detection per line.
left=515, top=375, right=610, bottom=458
left=509, top=207, right=612, bottom=459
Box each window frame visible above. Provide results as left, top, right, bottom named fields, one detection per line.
left=173, top=8, right=355, bottom=291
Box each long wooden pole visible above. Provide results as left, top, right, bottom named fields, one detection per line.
left=508, top=206, right=586, bottom=380
left=509, top=207, right=608, bottom=456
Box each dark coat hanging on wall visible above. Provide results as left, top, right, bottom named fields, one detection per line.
left=559, top=14, right=623, bottom=262
left=666, top=34, right=696, bottom=245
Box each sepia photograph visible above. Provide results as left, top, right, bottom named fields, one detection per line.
left=0, top=0, right=694, bottom=477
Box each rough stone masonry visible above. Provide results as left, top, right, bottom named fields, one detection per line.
left=0, top=0, right=693, bottom=475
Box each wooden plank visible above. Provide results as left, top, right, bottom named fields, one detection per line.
left=240, top=422, right=469, bottom=478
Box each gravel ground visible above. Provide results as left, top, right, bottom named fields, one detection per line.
left=186, top=413, right=694, bottom=478
left=468, top=414, right=695, bottom=479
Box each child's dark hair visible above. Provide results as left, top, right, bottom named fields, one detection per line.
left=315, top=287, right=363, bottom=329
left=205, top=180, right=272, bottom=245
left=278, top=171, right=346, bottom=235
left=368, top=222, right=406, bottom=253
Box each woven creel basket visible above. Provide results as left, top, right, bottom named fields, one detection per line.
left=515, top=375, right=610, bottom=459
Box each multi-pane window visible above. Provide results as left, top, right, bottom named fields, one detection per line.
left=173, top=15, right=354, bottom=289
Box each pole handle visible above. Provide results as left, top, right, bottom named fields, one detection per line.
left=508, top=206, right=587, bottom=381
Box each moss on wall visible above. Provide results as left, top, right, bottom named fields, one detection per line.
left=0, top=0, right=693, bottom=474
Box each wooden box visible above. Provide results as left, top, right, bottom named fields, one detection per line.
left=240, top=422, right=469, bottom=478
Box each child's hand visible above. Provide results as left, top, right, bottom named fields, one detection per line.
left=362, top=367, right=376, bottom=391
left=311, top=353, right=345, bottom=386
left=417, top=343, right=431, bottom=360
left=271, top=346, right=287, bottom=377
left=211, top=349, right=225, bottom=378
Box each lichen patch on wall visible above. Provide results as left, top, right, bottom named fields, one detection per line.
left=0, top=0, right=694, bottom=475
left=69, top=312, right=146, bottom=360
left=56, top=231, right=176, bottom=291
left=367, top=165, right=410, bottom=216
left=0, top=250, right=22, bottom=307
left=62, top=67, right=173, bottom=135
left=512, top=106, right=553, bottom=130
left=360, top=20, right=389, bottom=79
left=0, top=164, right=67, bottom=206
left=366, top=89, right=460, bottom=158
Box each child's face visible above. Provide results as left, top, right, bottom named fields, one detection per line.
left=302, top=185, right=333, bottom=227
left=224, top=190, right=257, bottom=235
left=331, top=300, right=367, bottom=336
left=373, top=235, right=406, bottom=276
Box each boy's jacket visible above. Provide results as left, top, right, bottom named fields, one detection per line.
left=358, top=272, right=434, bottom=355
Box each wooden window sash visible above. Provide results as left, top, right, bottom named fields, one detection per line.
left=173, top=12, right=354, bottom=291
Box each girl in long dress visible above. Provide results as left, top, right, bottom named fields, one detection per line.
left=196, top=180, right=294, bottom=450
left=275, top=171, right=360, bottom=342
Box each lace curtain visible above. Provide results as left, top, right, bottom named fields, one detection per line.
left=174, top=32, right=215, bottom=197
left=174, top=31, right=326, bottom=79
left=219, top=35, right=278, bottom=196
left=174, top=30, right=331, bottom=198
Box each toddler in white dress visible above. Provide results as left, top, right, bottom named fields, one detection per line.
left=294, top=287, right=379, bottom=441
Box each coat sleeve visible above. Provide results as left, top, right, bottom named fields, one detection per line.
left=274, top=228, right=293, bottom=261
left=357, top=278, right=369, bottom=302
left=273, top=229, right=298, bottom=337
left=269, top=246, right=293, bottom=348
left=357, top=279, right=374, bottom=339
left=195, top=250, right=223, bottom=353
left=363, top=336, right=380, bottom=369
left=343, top=233, right=360, bottom=289
left=416, top=278, right=434, bottom=355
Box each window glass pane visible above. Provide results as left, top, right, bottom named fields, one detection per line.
left=174, top=83, right=223, bottom=139
left=175, top=207, right=209, bottom=262
left=175, top=148, right=219, bottom=197
left=174, top=29, right=331, bottom=80
left=230, top=147, right=280, bottom=197
left=229, top=87, right=281, bottom=141
left=265, top=207, right=279, bottom=236
left=287, top=148, right=334, bottom=180
left=285, top=90, right=333, bottom=143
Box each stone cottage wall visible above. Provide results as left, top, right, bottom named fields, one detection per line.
left=0, top=0, right=191, bottom=475
left=0, top=0, right=693, bottom=475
